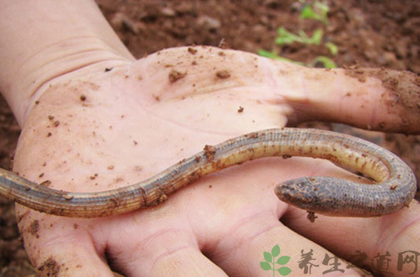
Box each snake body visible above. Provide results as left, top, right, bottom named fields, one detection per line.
left=0, top=128, right=416, bottom=218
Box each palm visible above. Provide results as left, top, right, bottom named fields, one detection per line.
left=14, top=47, right=420, bottom=276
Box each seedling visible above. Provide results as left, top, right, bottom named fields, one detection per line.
left=258, top=49, right=337, bottom=68
left=259, top=0, right=337, bottom=68
left=300, top=0, right=330, bottom=25
left=275, top=27, right=323, bottom=45
left=325, top=41, right=338, bottom=55
left=258, top=49, right=306, bottom=66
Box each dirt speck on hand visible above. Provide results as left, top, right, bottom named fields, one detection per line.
left=38, top=256, right=60, bottom=277
left=187, top=47, right=198, bottom=54
left=215, top=70, right=231, bottom=79
left=169, top=69, right=187, bottom=83
left=28, top=220, right=40, bottom=239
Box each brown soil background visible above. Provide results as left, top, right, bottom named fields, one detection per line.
left=1, top=0, right=419, bottom=276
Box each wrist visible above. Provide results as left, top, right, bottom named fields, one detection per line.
left=0, top=0, right=134, bottom=126
left=11, top=37, right=133, bottom=126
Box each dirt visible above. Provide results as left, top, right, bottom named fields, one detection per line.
left=37, top=257, right=60, bottom=277
left=1, top=0, right=420, bottom=275
left=343, top=67, right=420, bottom=133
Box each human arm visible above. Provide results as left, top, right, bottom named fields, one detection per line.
left=0, top=0, right=134, bottom=126
left=1, top=1, right=420, bottom=276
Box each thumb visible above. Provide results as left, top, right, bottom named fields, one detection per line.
left=282, top=66, right=420, bottom=134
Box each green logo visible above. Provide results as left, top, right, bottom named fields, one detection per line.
left=260, top=244, right=292, bottom=276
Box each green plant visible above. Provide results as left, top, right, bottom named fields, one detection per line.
left=258, top=0, right=338, bottom=69
left=325, top=41, right=338, bottom=55
left=258, top=49, right=306, bottom=66
left=275, top=27, right=323, bottom=45
left=310, top=56, right=336, bottom=68
left=300, top=0, right=330, bottom=25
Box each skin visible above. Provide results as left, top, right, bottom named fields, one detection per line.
left=0, top=127, right=416, bottom=218
left=1, top=1, right=420, bottom=276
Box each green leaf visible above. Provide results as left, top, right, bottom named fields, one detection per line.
left=311, top=29, right=323, bottom=45
left=301, top=1, right=330, bottom=25
left=277, top=27, right=288, bottom=36
left=278, top=266, right=292, bottom=276
left=276, top=27, right=303, bottom=45
left=310, top=56, right=337, bottom=68
left=260, top=261, right=272, bottom=271
left=315, top=1, right=330, bottom=17
left=276, top=255, right=291, bottom=265
left=275, top=36, right=294, bottom=45
left=300, top=5, right=320, bottom=21
left=325, top=42, right=338, bottom=55
left=257, top=49, right=279, bottom=59
left=271, top=244, right=280, bottom=257
left=263, top=251, right=273, bottom=263
left=258, top=49, right=306, bottom=66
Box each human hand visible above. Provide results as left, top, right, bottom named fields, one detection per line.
left=13, top=46, right=420, bottom=276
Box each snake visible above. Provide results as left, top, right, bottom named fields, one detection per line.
left=0, top=128, right=417, bottom=218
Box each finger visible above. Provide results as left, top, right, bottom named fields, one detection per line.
left=205, top=213, right=369, bottom=276
left=278, top=65, right=420, bottom=134
left=100, top=214, right=228, bottom=277
left=17, top=209, right=114, bottom=276
left=113, top=236, right=227, bottom=277
left=281, top=201, right=420, bottom=276
left=177, top=161, right=371, bottom=276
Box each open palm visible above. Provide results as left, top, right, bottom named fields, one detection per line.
left=14, top=47, right=420, bottom=276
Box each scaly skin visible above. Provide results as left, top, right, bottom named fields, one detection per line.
left=0, top=128, right=416, bottom=218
